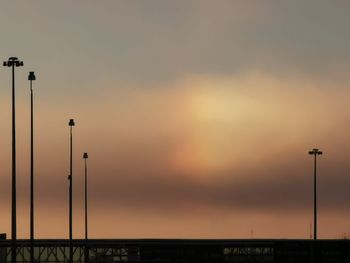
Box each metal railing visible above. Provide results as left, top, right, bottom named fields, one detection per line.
left=0, top=239, right=349, bottom=263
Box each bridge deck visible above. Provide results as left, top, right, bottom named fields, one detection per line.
left=0, top=239, right=349, bottom=262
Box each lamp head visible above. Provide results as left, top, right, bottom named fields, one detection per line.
left=3, top=61, right=12, bottom=67
left=83, top=152, right=88, bottom=159
left=308, top=148, right=323, bottom=155
left=69, top=119, right=75, bottom=126
left=3, top=57, right=23, bottom=67
left=28, top=71, right=36, bottom=81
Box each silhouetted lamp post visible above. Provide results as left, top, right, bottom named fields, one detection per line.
left=3, top=57, right=23, bottom=263
left=308, top=148, right=323, bottom=240
left=68, top=119, right=75, bottom=263
left=83, top=152, right=89, bottom=263
left=28, top=71, right=36, bottom=263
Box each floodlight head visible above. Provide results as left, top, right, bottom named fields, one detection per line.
left=15, top=61, right=23, bottom=67
left=3, top=61, right=12, bottom=67
left=309, top=148, right=323, bottom=155
left=28, top=71, right=36, bottom=81
left=83, top=152, right=88, bottom=159
left=4, top=57, right=22, bottom=67
left=69, top=119, right=75, bottom=126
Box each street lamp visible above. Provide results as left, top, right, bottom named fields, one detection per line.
left=28, top=71, right=36, bottom=263
left=83, top=152, right=89, bottom=263
left=68, top=119, right=75, bottom=263
left=308, top=148, right=323, bottom=240
left=3, top=57, right=23, bottom=263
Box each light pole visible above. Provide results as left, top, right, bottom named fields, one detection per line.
left=308, top=148, right=323, bottom=240
left=28, top=71, right=36, bottom=263
left=68, top=119, right=75, bottom=263
left=3, top=57, right=24, bottom=263
left=83, top=152, right=89, bottom=263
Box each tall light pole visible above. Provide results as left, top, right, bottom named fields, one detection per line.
left=28, top=71, right=36, bottom=263
left=68, top=119, right=75, bottom=263
left=308, top=148, right=323, bottom=240
left=83, top=152, right=89, bottom=263
left=3, top=57, right=23, bottom=263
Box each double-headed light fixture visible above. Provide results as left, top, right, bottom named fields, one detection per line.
left=3, top=57, right=24, bottom=67
left=308, top=148, right=323, bottom=240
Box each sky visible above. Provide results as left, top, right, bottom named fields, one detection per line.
left=0, top=0, right=350, bottom=239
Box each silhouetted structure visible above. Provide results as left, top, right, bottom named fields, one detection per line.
left=308, top=148, right=322, bottom=241
left=68, top=119, right=75, bottom=263
left=0, top=234, right=6, bottom=263
left=0, top=239, right=349, bottom=262
left=28, top=71, right=36, bottom=263
left=83, top=152, right=89, bottom=263
left=3, top=57, right=24, bottom=263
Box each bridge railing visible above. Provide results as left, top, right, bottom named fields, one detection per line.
left=0, top=239, right=349, bottom=263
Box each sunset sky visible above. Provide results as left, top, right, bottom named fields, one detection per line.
left=0, top=1, right=350, bottom=239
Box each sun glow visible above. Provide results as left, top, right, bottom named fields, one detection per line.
left=167, top=73, right=344, bottom=179
left=169, top=76, right=261, bottom=177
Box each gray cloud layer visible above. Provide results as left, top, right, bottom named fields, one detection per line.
left=1, top=1, right=350, bottom=90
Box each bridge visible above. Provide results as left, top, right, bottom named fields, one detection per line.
left=0, top=239, right=349, bottom=262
